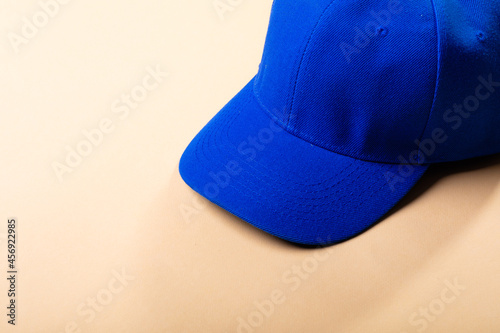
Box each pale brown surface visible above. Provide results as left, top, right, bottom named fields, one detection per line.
left=1, top=1, right=499, bottom=332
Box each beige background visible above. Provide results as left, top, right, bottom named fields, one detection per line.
left=1, top=1, right=500, bottom=332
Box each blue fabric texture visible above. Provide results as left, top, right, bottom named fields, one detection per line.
left=179, top=0, right=500, bottom=245
left=179, top=80, right=427, bottom=245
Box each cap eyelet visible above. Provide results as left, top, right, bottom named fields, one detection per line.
left=476, top=31, right=487, bottom=42
left=377, top=26, right=389, bottom=37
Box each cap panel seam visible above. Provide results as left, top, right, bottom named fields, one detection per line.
left=415, top=0, right=442, bottom=164
left=252, top=1, right=439, bottom=165
left=251, top=76, right=428, bottom=165
left=286, top=0, right=337, bottom=130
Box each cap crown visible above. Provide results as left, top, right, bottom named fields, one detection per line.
left=253, top=0, right=500, bottom=163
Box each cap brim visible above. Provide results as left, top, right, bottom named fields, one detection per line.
left=179, top=78, right=428, bottom=246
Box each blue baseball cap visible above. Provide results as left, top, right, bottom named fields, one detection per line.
left=179, top=0, right=500, bottom=245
